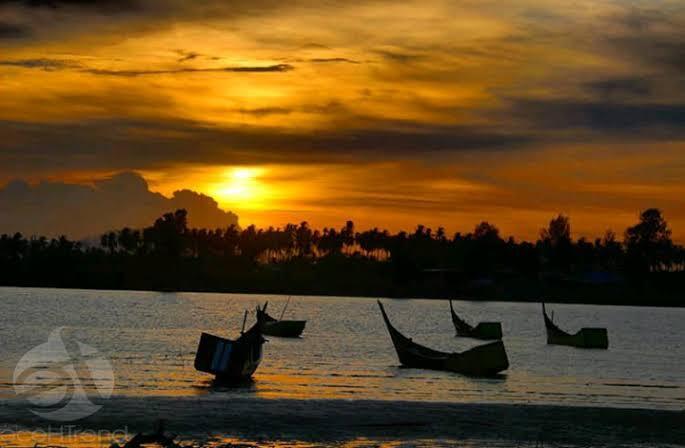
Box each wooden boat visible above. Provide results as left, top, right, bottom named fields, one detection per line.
left=194, top=306, right=266, bottom=382
left=449, top=300, right=503, bottom=340
left=377, top=301, right=509, bottom=376
left=542, top=303, right=608, bottom=349
left=257, top=300, right=306, bottom=338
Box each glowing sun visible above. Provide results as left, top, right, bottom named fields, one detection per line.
left=212, top=167, right=267, bottom=208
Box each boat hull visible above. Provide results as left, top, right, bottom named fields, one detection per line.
left=457, top=322, right=503, bottom=340
left=379, top=300, right=509, bottom=376
left=543, top=303, right=608, bottom=349
left=546, top=327, right=609, bottom=349
left=444, top=340, right=509, bottom=376
left=262, top=320, right=306, bottom=338
left=450, top=301, right=503, bottom=340
left=194, top=330, right=264, bottom=382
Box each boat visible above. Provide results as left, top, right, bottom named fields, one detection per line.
left=449, top=300, right=503, bottom=340
left=257, top=299, right=306, bottom=338
left=194, top=305, right=266, bottom=382
left=377, top=300, right=509, bottom=376
left=542, top=303, right=608, bottom=349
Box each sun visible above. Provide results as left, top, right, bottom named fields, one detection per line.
left=212, top=167, right=266, bottom=208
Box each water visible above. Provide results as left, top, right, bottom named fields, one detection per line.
left=0, top=286, right=683, bottom=411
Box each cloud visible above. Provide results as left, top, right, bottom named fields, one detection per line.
left=0, top=117, right=534, bottom=178
left=176, top=50, right=199, bottom=63
left=598, top=7, right=685, bottom=75
left=0, top=0, right=322, bottom=41
left=583, top=78, right=652, bottom=99
left=0, top=0, right=139, bottom=12
left=0, top=58, right=80, bottom=70
left=0, top=21, right=30, bottom=38
left=373, top=49, right=423, bottom=63
left=236, top=107, right=293, bottom=117
left=0, top=172, right=238, bottom=238
left=0, top=59, right=293, bottom=75
left=81, top=63, right=294, bottom=76
left=2, top=0, right=685, bottom=242
left=607, top=35, right=685, bottom=73
left=507, top=98, right=685, bottom=133
left=307, top=57, right=361, bottom=64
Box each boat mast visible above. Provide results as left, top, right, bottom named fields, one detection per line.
left=279, top=296, right=291, bottom=320
left=241, top=310, right=248, bottom=334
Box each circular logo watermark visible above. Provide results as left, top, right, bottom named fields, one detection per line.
left=13, top=327, right=114, bottom=421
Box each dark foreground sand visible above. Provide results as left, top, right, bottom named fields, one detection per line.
left=1, top=397, right=683, bottom=447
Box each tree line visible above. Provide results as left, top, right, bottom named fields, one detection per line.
left=1, top=208, right=683, bottom=305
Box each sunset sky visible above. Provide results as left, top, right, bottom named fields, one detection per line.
left=1, top=0, right=684, bottom=240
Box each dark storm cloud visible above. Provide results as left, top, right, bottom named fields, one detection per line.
left=0, top=0, right=330, bottom=36
left=0, top=0, right=138, bottom=11
left=0, top=172, right=238, bottom=238
left=0, top=0, right=346, bottom=57
left=584, top=78, right=652, bottom=99
left=607, top=35, right=685, bottom=73
left=507, top=98, right=685, bottom=132
left=613, top=7, right=674, bottom=32
left=600, top=7, right=685, bottom=74
left=3, top=0, right=685, bottom=177
left=0, top=21, right=30, bottom=38
left=5, top=92, right=682, bottom=181
left=0, top=116, right=533, bottom=176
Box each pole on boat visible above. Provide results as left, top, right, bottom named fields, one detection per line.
left=241, top=310, right=248, bottom=334
left=279, top=296, right=291, bottom=321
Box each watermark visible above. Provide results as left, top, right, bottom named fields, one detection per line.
left=13, top=327, right=114, bottom=421
left=0, top=425, right=129, bottom=446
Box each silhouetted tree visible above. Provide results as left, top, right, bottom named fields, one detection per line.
left=101, top=231, right=118, bottom=254
left=319, top=227, right=344, bottom=256
left=296, top=221, right=314, bottom=257
left=469, top=222, right=504, bottom=273
left=2, top=208, right=684, bottom=305
left=540, top=214, right=571, bottom=246
left=540, top=214, right=573, bottom=271
left=625, top=208, right=674, bottom=272
left=145, top=209, right=189, bottom=257
left=341, top=220, right=355, bottom=248
left=597, top=229, right=623, bottom=271
left=117, top=227, right=141, bottom=254
left=474, top=221, right=501, bottom=243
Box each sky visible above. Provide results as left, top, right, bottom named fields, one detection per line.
left=1, top=0, right=684, bottom=240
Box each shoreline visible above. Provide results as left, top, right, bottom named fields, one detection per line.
left=1, top=284, right=684, bottom=309
left=1, top=397, right=683, bottom=446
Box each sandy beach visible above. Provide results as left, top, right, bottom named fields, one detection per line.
left=1, top=397, right=683, bottom=447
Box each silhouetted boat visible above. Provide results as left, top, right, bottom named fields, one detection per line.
left=377, top=300, right=509, bottom=376
left=194, top=306, right=266, bottom=382
left=257, top=300, right=306, bottom=338
left=542, top=303, right=608, bottom=349
left=449, top=300, right=503, bottom=340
